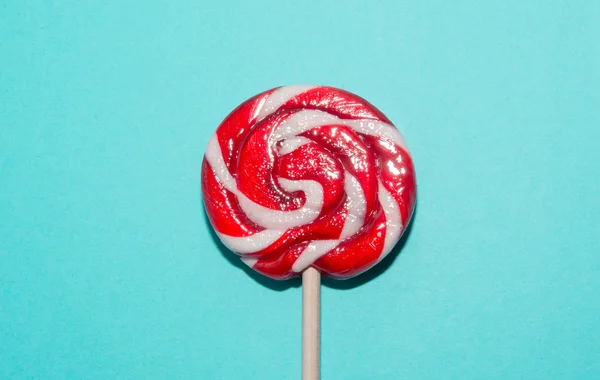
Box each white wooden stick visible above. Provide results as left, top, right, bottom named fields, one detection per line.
left=302, top=266, right=321, bottom=380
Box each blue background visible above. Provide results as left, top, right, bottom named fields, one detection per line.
left=1, top=1, right=599, bottom=379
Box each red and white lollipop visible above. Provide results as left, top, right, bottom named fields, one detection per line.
left=201, top=85, right=416, bottom=378
left=203, top=85, right=416, bottom=278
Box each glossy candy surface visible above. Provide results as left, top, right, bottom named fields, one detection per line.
left=202, top=86, right=416, bottom=280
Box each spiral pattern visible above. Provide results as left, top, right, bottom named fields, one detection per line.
left=202, top=86, right=416, bottom=280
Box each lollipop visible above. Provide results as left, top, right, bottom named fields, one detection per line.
left=201, top=85, right=416, bottom=379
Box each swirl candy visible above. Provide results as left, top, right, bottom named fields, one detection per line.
left=202, top=85, right=416, bottom=280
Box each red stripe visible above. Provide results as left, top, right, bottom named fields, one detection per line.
left=280, top=86, right=392, bottom=123
left=241, top=198, right=348, bottom=260
left=216, top=89, right=275, bottom=174
left=301, top=124, right=379, bottom=219
left=362, top=135, right=417, bottom=226
left=276, top=143, right=345, bottom=217
left=236, top=112, right=304, bottom=210
left=252, top=243, right=308, bottom=280
left=201, top=159, right=263, bottom=237
left=314, top=208, right=387, bottom=279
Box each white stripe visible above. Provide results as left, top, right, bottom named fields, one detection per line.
left=270, top=110, right=408, bottom=151
left=291, top=174, right=367, bottom=272
left=278, top=136, right=312, bottom=155
left=241, top=257, right=258, bottom=268
left=256, top=85, right=317, bottom=121
left=339, top=174, right=366, bottom=239
left=292, top=240, right=340, bottom=273
left=376, top=182, right=403, bottom=263
left=345, top=119, right=408, bottom=152
left=205, top=136, right=238, bottom=190
left=239, top=178, right=322, bottom=229
left=218, top=230, right=285, bottom=254
left=205, top=136, right=324, bottom=230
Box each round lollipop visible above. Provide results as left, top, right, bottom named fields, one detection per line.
left=201, top=85, right=416, bottom=379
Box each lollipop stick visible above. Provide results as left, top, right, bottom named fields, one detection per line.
left=302, top=266, right=321, bottom=380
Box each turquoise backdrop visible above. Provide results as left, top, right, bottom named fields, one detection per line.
left=1, top=1, right=599, bottom=379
